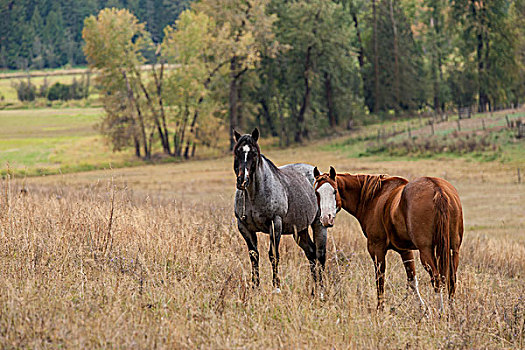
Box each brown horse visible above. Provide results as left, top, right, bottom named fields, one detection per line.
left=313, top=167, right=463, bottom=311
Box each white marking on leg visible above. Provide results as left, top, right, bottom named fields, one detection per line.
left=273, top=287, right=281, bottom=294
left=409, top=277, right=426, bottom=309
left=438, top=290, right=444, bottom=314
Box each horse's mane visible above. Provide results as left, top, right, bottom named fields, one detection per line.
left=261, top=154, right=281, bottom=174
left=358, top=174, right=391, bottom=205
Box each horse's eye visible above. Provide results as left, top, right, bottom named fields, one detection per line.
left=333, top=190, right=337, bottom=195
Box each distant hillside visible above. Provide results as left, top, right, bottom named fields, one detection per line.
left=0, top=0, right=190, bottom=70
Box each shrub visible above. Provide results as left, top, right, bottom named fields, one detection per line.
left=366, top=131, right=502, bottom=157
left=46, top=79, right=85, bottom=101
left=12, top=80, right=37, bottom=101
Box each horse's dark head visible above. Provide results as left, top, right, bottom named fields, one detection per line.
left=313, top=166, right=341, bottom=227
left=233, top=128, right=261, bottom=190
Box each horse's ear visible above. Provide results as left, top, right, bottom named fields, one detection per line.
left=251, top=128, right=259, bottom=142
left=313, top=167, right=321, bottom=179
left=329, top=166, right=336, bottom=180
left=233, top=129, right=242, bottom=142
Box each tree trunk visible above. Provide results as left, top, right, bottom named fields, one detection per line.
left=183, top=141, right=191, bottom=159
left=472, top=0, right=487, bottom=112
left=229, top=57, right=239, bottom=150
left=389, top=0, right=400, bottom=111
left=84, top=71, right=91, bottom=99
left=177, top=104, right=189, bottom=157
left=134, top=135, right=141, bottom=158
left=482, top=4, right=491, bottom=113
left=296, top=45, right=313, bottom=143
left=276, top=96, right=289, bottom=147
left=260, top=99, right=278, bottom=136
left=237, top=77, right=244, bottom=131
left=351, top=8, right=364, bottom=71
left=324, top=72, right=337, bottom=127
left=350, top=3, right=366, bottom=123
left=134, top=65, right=170, bottom=154
left=154, top=62, right=171, bottom=154
left=146, top=130, right=153, bottom=159
left=123, top=71, right=149, bottom=159
left=431, top=3, right=444, bottom=114
left=372, top=0, right=380, bottom=113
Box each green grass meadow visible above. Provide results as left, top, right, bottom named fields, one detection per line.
left=0, top=108, right=138, bottom=176
left=323, top=111, right=525, bottom=164
left=1, top=67, right=524, bottom=178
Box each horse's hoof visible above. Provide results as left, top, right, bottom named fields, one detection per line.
left=319, top=292, right=325, bottom=301
left=272, top=288, right=281, bottom=294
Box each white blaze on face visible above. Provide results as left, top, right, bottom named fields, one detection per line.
left=242, top=145, right=250, bottom=162
left=242, top=145, right=250, bottom=182
left=317, top=182, right=337, bottom=226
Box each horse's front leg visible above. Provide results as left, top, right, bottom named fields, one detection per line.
left=368, top=241, right=387, bottom=310
left=269, top=216, right=282, bottom=292
left=238, top=220, right=259, bottom=287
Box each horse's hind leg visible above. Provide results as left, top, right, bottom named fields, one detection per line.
left=419, top=247, right=444, bottom=313
left=450, top=249, right=459, bottom=299
left=269, top=216, right=283, bottom=291
left=296, top=228, right=319, bottom=296
left=398, top=250, right=425, bottom=309
left=312, top=220, right=327, bottom=297
left=449, top=219, right=463, bottom=300
left=238, top=220, right=259, bottom=287
left=295, top=228, right=317, bottom=282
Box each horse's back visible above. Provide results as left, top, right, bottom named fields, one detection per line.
left=403, top=177, right=460, bottom=205
left=279, top=163, right=315, bottom=186
left=277, top=163, right=318, bottom=233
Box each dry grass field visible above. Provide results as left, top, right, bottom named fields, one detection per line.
left=1, top=145, right=524, bottom=348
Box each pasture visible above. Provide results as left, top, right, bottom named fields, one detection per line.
left=0, top=108, right=140, bottom=176
left=1, top=145, right=523, bottom=348
left=0, top=71, right=94, bottom=105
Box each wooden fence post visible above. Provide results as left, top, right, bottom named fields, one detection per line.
left=456, top=118, right=461, bottom=132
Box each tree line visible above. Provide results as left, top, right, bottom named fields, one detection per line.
left=8, top=0, right=525, bottom=158
left=0, top=0, right=190, bottom=70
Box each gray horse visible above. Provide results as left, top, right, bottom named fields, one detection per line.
left=233, top=128, right=327, bottom=294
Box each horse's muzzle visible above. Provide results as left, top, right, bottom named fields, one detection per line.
left=320, top=214, right=335, bottom=227
left=236, top=177, right=249, bottom=190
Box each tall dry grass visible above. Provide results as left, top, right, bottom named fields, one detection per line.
left=0, top=167, right=524, bottom=348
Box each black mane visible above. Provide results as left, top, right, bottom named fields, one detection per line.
left=261, top=154, right=281, bottom=174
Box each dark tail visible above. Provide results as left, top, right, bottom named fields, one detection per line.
left=433, top=187, right=451, bottom=295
